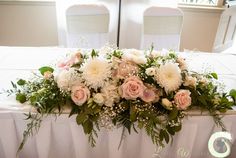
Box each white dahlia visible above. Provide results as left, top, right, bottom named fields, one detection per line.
left=80, top=57, right=111, bottom=90
left=156, top=63, right=182, bottom=93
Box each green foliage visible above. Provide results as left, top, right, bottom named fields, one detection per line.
left=16, top=93, right=26, bottom=103
left=229, top=89, right=236, bottom=103
left=17, top=79, right=26, bottom=86
left=106, top=50, right=123, bottom=60
left=91, top=49, right=99, bottom=58
left=17, top=113, right=43, bottom=154
left=210, top=72, right=218, bottom=79
left=38, top=66, right=54, bottom=75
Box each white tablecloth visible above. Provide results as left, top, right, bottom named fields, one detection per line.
left=0, top=47, right=236, bottom=158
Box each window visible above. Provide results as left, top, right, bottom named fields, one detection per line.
left=178, top=0, right=225, bottom=6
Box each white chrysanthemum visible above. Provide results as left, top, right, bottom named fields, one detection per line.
left=156, top=63, right=182, bottom=93
left=56, top=68, right=81, bottom=91
left=80, top=57, right=111, bottom=90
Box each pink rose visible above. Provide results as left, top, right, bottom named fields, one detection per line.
left=116, top=61, right=139, bottom=79
left=71, top=85, right=90, bottom=106
left=58, top=52, right=82, bottom=70
left=141, top=88, right=156, bottom=103
left=174, top=90, right=191, bottom=110
left=119, top=76, right=144, bottom=100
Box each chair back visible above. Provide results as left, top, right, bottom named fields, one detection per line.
left=56, top=0, right=119, bottom=48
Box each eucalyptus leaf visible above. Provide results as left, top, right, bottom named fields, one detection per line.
left=16, top=93, right=26, bottom=103
left=17, top=79, right=26, bottom=86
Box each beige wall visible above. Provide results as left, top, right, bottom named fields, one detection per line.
left=0, top=1, right=58, bottom=46
left=179, top=6, right=224, bottom=52
left=0, top=1, right=232, bottom=52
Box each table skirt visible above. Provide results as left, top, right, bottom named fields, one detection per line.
left=0, top=112, right=236, bottom=158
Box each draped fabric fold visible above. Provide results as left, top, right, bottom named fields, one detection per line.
left=0, top=112, right=235, bottom=158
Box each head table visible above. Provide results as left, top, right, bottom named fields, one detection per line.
left=0, top=46, right=236, bottom=158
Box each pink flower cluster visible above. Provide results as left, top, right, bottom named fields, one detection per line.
left=71, top=85, right=90, bottom=106
left=119, top=76, right=159, bottom=103
left=174, top=90, right=191, bottom=110
left=58, top=52, right=82, bottom=70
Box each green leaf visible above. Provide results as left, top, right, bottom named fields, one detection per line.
left=159, top=129, right=164, bottom=142
left=130, top=106, right=137, bottom=122
left=90, top=114, right=99, bottom=122
left=168, top=108, right=178, bottom=120
left=38, top=66, right=54, bottom=75
left=16, top=93, right=26, bottom=103
left=169, top=53, right=176, bottom=59
left=83, top=119, right=93, bottom=134
left=210, top=73, right=218, bottom=79
left=17, top=79, right=26, bottom=86
left=76, top=113, right=88, bottom=125
left=198, top=95, right=207, bottom=106
left=163, top=130, right=169, bottom=144
left=91, top=49, right=98, bottom=58
left=166, top=126, right=175, bottom=135
left=229, top=89, right=236, bottom=101
left=219, top=108, right=227, bottom=113
left=174, top=124, right=182, bottom=132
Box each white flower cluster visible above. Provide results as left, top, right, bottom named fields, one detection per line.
left=80, top=57, right=112, bottom=90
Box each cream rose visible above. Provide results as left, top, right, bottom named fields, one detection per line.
left=161, top=98, right=173, bottom=110
left=119, top=76, right=145, bottom=100
left=71, top=85, right=90, bottom=106
left=174, top=90, right=191, bottom=110
left=184, top=76, right=197, bottom=88
left=93, top=93, right=105, bottom=105
left=176, top=57, right=187, bottom=70
left=145, top=67, right=156, bottom=76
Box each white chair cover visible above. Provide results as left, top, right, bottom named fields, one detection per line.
left=55, top=0, right=119, bottom=48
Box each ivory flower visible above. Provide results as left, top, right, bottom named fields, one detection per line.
left=122, top=49, right=147, bottom=64
left=80, top=57, right=111, bottom=90
left=156, top=63, right=182, bottom=93
left=161, top=98, right=173, bottom=110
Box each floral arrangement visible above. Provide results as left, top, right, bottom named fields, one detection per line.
left=7, top=46, right=236, bottom=152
